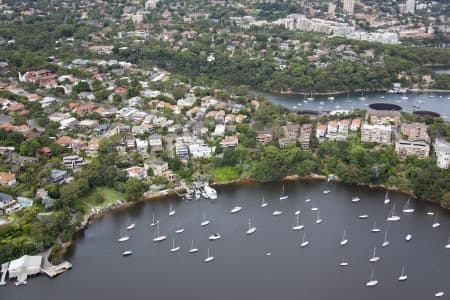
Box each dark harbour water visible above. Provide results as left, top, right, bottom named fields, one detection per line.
left=264, top=91, right=450, bottom=118
left=1, top=181, right=449, bottom=300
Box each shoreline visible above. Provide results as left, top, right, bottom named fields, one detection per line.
left=266, top=88, right=450, bottom=96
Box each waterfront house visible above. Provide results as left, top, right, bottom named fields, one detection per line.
left=147, top=160, right=169, bottom=176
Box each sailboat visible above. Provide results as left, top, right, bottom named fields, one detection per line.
left=340, top=230, right=348, bottom=246
left=384, top=191, right=390, bottom=204
left=294, top=210, right=301, bottom=216
left=122, top=250, right=133, bottom=256
left=261, top=196, right=268, bottom=207
left=230, top=206, right=243, bottom=214
left=201, top=210, right=210, bottom=226
left=366, top=267, right=378, bottom=287
left=209, top=233, right=221, bottom=241
left=369, top=247, right=380, bottom=262
left=307, top=91, right=314, bottom=101
left=382, top=230, right=390, bottom=247
left=204, top=248, right=214, bottom=262
left=272, top=210, right=282, bottom=216
left=188, top=240, right=199, bottom=253
left=400, top=93, right=408, bottom=100
left=292, top=215, right=304, bottom=230
left=432, top=213, right=440, bottom=228
left=300, top=232, right=309, bottom=248
left=305, top=198, right=311, bottom=203
left=398, top=265, right=408, bottom=281
left=117, top=229, right=130, bottom=242
left=402, top=198, right=414, bottom=213
left=126, top=222, right=136, bottom=230
left=169, top=203, right=175, bottom=216
left=279, top=184, right=288, bottom=200
left=150, top=212, right=159, bottom=227
left=387, top=203, right=401, bottom=221
left=175, top=223, right=185, bottom=234
left=405, top=234, right=412, bottom=241
left=359, top=90, right=367, bottom=101
left=311, top=199, right=318, bottom=211
left=371, top=222, right=381, bottom=233
left=339, top=256, right=349, bottom=266
left=427, top=210, right=435, bottom=216
left=352, top=196, right=361, bottom=203
left=445, top=236, right=450, bottom=249
left=315, top=209, right=322, bottom=224
left=153, top=223, right=167, bottom=242
left=434, top=291, right=445, bottom=297
left=359, top=214, right=369, bottom=219
left=246, top=218, right=256, bottom=235
left=170, top=237, right=180, bottom=252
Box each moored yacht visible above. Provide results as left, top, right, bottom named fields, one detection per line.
left=230, top=206, right=243, bottom=214
left=366, top=267, right=378, bottom=287
left=246, top=218, right=256, bottom=235
left=204, top=184, right=217, bottom=200
left=122, top=250, right=133, bottom=256
left=153, top=223, right=167, bottom=242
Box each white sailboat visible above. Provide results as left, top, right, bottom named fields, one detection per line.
left=359, top=90, right=367, bottom=101
left=150, top=212, right=159, bottom=227
left=209, top=233, right=221, bottom=241
left=371, top=221, right=381, bottom=233
left=359, top=214, right=369, bottom=219
left=261, top=195, right=268, bottom=207
left=122, top=250, right=133, bottom=256
left=169, top=203, right=176, bottom=216
left=384, top=191, right=390, bottom=204
left=294, top=210, right=301, bottom=216
left=126, top=223, right=136, bottom=230
left=369, top=247, right=380, bottom=262
left=117, top=229, right=130, bottom=242
left=315, top=209, right=322, bottom=224
left=170, top=237, right=180, bottom=252
left=230, top=206, right=243, bottom=214
left=387, top=203, right=401, bottom=221
left=246, top=218, right=256, bottom=235
left=352, top=196, right=361, bottom=203
left=445, top=236, right=450, bottom=249
left=292, top=215, right=304, bottom=230
left=300, top=232, right=309, bottom=248
left=432, top=213, right=440, bottom=228
left=366, top=267, right=378, bottom=287
left=279, top=184, right=288, bottom=200
left=201, top=210, right=210, bottom=226
left=272, top=210, right=282, bottom=216
left=153, top=223, right=167, bottom=242
left=339, top=256, right=349, bottom=266
left=188, top=240, right=199, bottom=253
left=340, top=230, right=348, bottom=246
left=402, top=198, right=414, bottom=213
left=434, top=292, right=445, bottom=297
left=382, top=230, right=390, bottom=247
left=305, top=198, right=311, bottom=203
left=307, top=91, right=314, bottom=101
left=204, top=248, right=214, bottom=262
left=311, top=199, right=318, bottom=211
left=405, top=234, right=412, bottom=241
left=398, top=265, right=408, bottom=281
left=175, top=223, right=185, bottom=234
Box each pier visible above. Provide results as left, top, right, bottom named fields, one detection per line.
left=40, top=250, right=72, bottom=278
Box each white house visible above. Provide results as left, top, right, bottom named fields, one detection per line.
left=8, top=255, right=42, bottom=279
left=435, top=138, right=450, bottom=169
left=213, top=124, right=226, bottom=137
left=189, top=144, right=214, bottom=158
left=136, top=139, right=149, bottom=153
left=124, top=166, right=146, bottom=179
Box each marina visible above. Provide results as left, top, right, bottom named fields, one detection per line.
left=1, top=180, right=449, bottom=300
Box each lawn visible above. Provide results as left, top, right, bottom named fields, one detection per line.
left=212, top=166, right=240, bottom=182
left=74, top=187, right=126, bottom=213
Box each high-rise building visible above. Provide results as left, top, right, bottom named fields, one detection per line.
left=343, top=0, right=355, bottom=15
left=405, top=0, right=415, bottom=14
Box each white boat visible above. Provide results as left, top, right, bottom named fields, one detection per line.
left=195, top=189, right=201, bottom=200
left=402, top=198, right=414, bottom=213
left=427, top=211, right=435, bottom=216
left=434, top=292, right=445, bottom=297
left=261, top=196, right=268, bottom=207
left=405, top=234, right=412, bottom=241
left=307, top=91, right=314, bottom=101
left=14, top=280, right=28, bottom=286
left=279, top=184, right=288, bottom=200
left=379, top=96, right=385, bottom=99
left=311, top=199, right=318, bottom=211
left=209, top=233, right=221, bottom=241
left=153, top=223, right=167, bottom=242
left=387, top=203, right=401, bottom=221
left=305, top=198, right=311, bottom=203
left=230, top=206, right=243, bottom=214
left=400, top=94, right=408, bottom=100
left=398, top=265, right=407, bottom=281
left=204, top=248, right=214, bottom=262
left=175, top=224, right=185, bottom=234
left=126, top=223, right=136, bottom=230
left=359, top=91, right=367, bottom=101
left=204, top=184, right=217, bottom=199
left=352, top=196, right=360, bottom=203
left=300, top=232, right=309, bottom=248
left=384, top=191, right=390, bottom=204
left=328, top=96, right=335, bottom=100
left=369, top=247, right=380, bottom=262
left=445, top=236, right=450, bottom=249
left=150, top=212, right=159, bottom=227
left=122, top=250, right=133, bottom=256
left=294, top=210, right=301, bottom=216
left=117, top=230, right=130, bottom=242
left=188, top=240, right=199, bottom=253
left=315, top=209, right=322, bottom=224
left=359, top=214, right=369, bottom=219
left=340, top=230, right=348, bottom=246
left=266, top=252, right=272, bottom=256
left=371, top=222, right=381, bottom=233
left=323, top=189, right=330, bottom=194
left=339, top=256, right=349, bottom=266
left=381, top=230, right=390, bottom=247
left=366, top=267, right=378, bottom=287
left=272, top=210, right=282, bottom=216
left=246, top=218, right=256, bottom=235
left=170, top=237, right=180, bottom=252
left=292, top=215, right=304, bottom=230
left=169, top=203, right=176, bottom=216
left=432, top=213, right=440, bottom=228
left=201, top=210, right=210, bottom=227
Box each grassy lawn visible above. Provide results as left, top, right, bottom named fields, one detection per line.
left=74, top=187, right=126, bottom=213
left=212, top=166, right=240, bottom=182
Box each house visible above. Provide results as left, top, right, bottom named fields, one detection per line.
left=0, top=192, right=18, bottom=215
left=148, top=161, right=169, bottom=176
left=62, top=155, right=87, bottom=170
left=136, top=139, right=149, bottom=153
left=189, top=144, right=214, bottom=158
left=86, top=139, right=100, bottom=157
left=55, top=136, right=73, bottom=148
left=220, top=135, right=239, bottom=148
left=338, top=119, right=350, bottom=133
left=125, top=166, right=146, bottom=179
left=78, top=119, right=99, bottom=130
left=8, top=256, right=42, bottom=279
left=299, top=124, right=312, bottom=150
left=350, top=118, right=361, bottom=131
left=367, top=110, right=401, bottom=126
left=400, top=122, right=428, bottom=141
left=236, top=114, right=247, bottom=123
left=50, top=169, right=69, bottom=185
left=395, top=139, right=430, bottom=159
left=175, top=142, right=189, bottom=159
left=39, top=147, right=53, bottom=158
left=256, top=132, right=273, bottom=145
left=0, top=172, right=17, bottom=187
left=361, top=123, right=393, bottom=145
left=435, top=138, right=450, bottom=169
left=213, top=124, right=226, bottom=137
left=327, top=121, right=338, bottom=134
left=149, top=134, right=163, bottom=151
left=126, top=137, right=136, bottom=151
left=316, top=124, right=327, bottom=139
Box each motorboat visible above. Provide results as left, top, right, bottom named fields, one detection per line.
left=405, top=234, right=412, bottom=241
left=209, top=233, right=221, bottom=241
left=204, top=184, right=217, bottom=199
left=230, top=206, right=243, bottom=214
left=122, top=250, right=133, bottom=256
left=359, top=214, right=369, bottom=219
left=352, top=197, right=360, bottom=203
left=272, top=210, right=282, bottom=216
